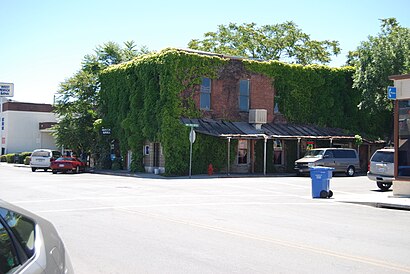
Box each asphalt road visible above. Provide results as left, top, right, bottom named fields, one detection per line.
left=1, top=164, right=410, bottom=274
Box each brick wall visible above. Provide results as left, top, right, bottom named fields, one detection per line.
left=192, top=60, right=275, bottom=122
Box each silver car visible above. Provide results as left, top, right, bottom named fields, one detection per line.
left=295, top=148, right=360, bottom=176
left=367, top=148, right=394, bottom=191
left=0, top=199, right=73, bottom=273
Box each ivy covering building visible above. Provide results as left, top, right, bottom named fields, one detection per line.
left=99, top=48, right=373, bottom=176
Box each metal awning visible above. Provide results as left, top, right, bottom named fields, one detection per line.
left=181, top=118, right=355, bottom=140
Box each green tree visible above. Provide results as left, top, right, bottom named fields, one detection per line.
left=53, top=41, right=149, bottom=162
left=348, top=18, right=410, bottom=137
left=188, top=22, right=340, bottom=65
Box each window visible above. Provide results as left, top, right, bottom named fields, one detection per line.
left=238, top=140, right=248, bottom=164
left=0, top=208, right=36, bottom=258
left=1, top=117, right=4, bottom=130
left=239, top=79, right=250, bottom=111
left=0, top=222, right=19, bottom=273
left=143, top=145, right=150, bottom=155
left=273, top=139, right=283, bottom=165
left=200, top=77, right=211, bottom=110
left=398, top=100, right=410, bottom=176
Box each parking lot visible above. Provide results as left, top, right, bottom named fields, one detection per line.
left=1, top=163, right=410, bottom=273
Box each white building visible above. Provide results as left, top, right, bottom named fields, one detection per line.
left=0, top=101, right=58, bottom=154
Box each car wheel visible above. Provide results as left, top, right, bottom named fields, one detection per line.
left=52, top=170, right=57, bottom=174
left=377, top=181, right=392, bottom=191
left=31, top=167, right=36, bottom=172
left=346, top=166, right=355, bottom=177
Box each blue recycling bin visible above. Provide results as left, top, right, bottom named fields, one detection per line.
left=309, top=166, right=334, bottom=198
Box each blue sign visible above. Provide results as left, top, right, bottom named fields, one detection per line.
left=388, top=86, right=396, bottom=100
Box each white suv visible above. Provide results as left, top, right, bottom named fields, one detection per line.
left=30, top=149, right=61, bottom=172
left=367, top=148, right=394, bottom=191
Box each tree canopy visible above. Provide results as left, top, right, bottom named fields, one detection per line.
left=53, top=41, right=149, bottom=161
left=348, top=18, right=410, bottom=137
left=188, top=22, right=341, bottom=65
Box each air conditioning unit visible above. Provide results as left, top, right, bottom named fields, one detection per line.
left=249, top=109, right=267, bottom=124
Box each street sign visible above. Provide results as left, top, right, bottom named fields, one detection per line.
left=185, top=123, right=199, bottom=127
left=189, top=129, right=196, bottom=143
left=0, top=83, right=14, bottom=97
left=388, top=86, right=396, bottom=100
left=102, top=128, right=111, bottom=135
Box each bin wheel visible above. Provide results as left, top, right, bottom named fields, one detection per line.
left=328, top=190, right=333, bottom=198
left=320, top=190, right=328, bottom=198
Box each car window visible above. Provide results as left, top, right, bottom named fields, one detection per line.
left=324, top=151, right=334, bottom=158
left=0, top=208, right=36, bottom=258
left=304, top=150, right=324, bottom=158
left=52, top=151, right=61, bottom=158
left=334, top=150, right=356, bottom=158
left=372, top=151, right=394, bottom=163
left=32, top=151, right=50, bottom=157
left=0, top=221, right=20, bottom=273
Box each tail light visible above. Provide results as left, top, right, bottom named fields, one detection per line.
left=368, top=162, right=370, bottom=171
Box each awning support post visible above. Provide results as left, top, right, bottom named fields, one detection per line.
left=227, top=137, right=231, bottom=176
left=264, top=137, right=267, bottom=176
left=297, top=138, right=301, bottom=159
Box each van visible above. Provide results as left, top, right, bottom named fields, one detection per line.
left=295, top=148, right=360, bottom=176
left=30, top=149, right=61, bottom=172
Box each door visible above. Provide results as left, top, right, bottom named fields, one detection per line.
left=153, top=143, right=160, bottom=168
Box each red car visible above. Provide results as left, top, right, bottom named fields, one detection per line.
left=50, top=157, right=86, bottom=174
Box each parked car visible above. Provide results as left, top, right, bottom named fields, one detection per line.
left=51, top=156, right=86, bottom=174
left=367, top=148, right=394, bottom=191
left=295, top=148, right=360, bottom=176
left=30, top=149, right=61, bottom=172
left=0, top=199, right=73, bottom=273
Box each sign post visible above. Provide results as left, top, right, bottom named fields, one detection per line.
left=185, top=123, right=199, bottom=178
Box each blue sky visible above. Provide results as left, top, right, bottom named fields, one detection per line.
left=1, top=0, right=409, bottom=104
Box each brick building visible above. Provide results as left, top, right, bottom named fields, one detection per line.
left=101, top=49, right=370, bottom=175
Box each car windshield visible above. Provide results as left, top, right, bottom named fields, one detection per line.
left=371, top=151, right=394, bottom=163
left=304, top=150, right=324, bottom=158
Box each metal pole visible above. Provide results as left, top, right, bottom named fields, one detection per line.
left=227, top=137, right=231, bottom=176
left=263, top=137, right=267, bottom=176
left=189, top=126, right=193, bottom=178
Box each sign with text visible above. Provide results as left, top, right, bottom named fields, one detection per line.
left=101, top=128, right=111, bottom=135
left=387, top=86, right=396, bottom=100
left=0, top=83, right=14, bottom=97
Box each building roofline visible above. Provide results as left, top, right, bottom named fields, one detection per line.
left=389, top=74, right=410, bottom=80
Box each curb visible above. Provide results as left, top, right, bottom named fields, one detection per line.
left=340, top=201, right=410, bottom=211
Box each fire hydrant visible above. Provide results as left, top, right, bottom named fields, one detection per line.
left=208, top=163, right=214, bottom=176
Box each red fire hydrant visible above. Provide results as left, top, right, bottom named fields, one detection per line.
left=208, top=163, right=214, bottom=176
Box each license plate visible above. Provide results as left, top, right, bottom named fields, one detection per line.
left=59, top=164, right=65, bottom=167
left=377, top=166, right=386, bottom=173
left=37, top=159, right=45, bottom=162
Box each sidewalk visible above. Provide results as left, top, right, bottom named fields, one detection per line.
left=6, top=163, right=410, bottom=211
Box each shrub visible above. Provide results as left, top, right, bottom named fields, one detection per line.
left=24, top=156, right=31, bottom=165
left=19, top=152, right=32, bottom=164
left=5, top=154, right=15, bottom=163
left=0, top=155, right=6, bottom=162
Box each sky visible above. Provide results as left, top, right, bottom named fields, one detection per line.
left=1, top=0, right=410, bottom=104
